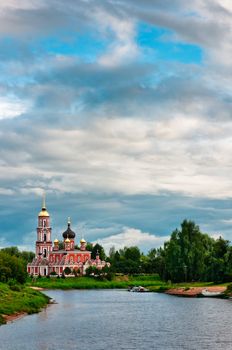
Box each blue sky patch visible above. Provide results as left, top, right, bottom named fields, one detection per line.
left=137, top=23, right=203, bottom=64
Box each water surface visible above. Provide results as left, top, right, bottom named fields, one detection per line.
left=0, top=290, right=232, bottom=350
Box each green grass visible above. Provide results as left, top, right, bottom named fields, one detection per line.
left=0, top=283, right=50, bottom=325
left=28, top=274, right=169, bottom=290
left=28, top=275, right=230, bottom=293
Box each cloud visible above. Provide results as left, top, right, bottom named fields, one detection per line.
left=0, top=0, right=232, bottom=249
left=96, top=10, right=139, bottom=67
left=2, top=115, right=232, bottom=199
left=97, top=227, right=169, bottom=253
left=0, top=237, right=10, bottom=249
left=0, top=96, right=29, bottom=120
left=210, top=233, right=223, bottom=240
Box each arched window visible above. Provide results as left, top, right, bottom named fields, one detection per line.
left=44, top=233, right=47, bottom=242
left=44, top=249, right=47, bottom=258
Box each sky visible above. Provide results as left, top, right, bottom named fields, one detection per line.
left=0, top=0, right=232, bottom=253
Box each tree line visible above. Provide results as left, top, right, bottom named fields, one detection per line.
left=108, top=220, right=232, bottom=283
left=1, top=220, right=232, bottom=283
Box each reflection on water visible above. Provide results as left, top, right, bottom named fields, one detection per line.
left=0, top=290, right=232, bottom=350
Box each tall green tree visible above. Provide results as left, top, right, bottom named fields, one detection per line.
left=91, top=243, right=106, bottom=260
left=0, top=251, right=27, bottom=284
left=163, top=220, right=215, bottom=282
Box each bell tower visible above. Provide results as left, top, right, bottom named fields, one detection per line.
left=36, top=193, right=52, bottom=258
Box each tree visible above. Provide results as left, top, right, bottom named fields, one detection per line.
left=64, top=267, right=71, bottom=275
left=91, top=244, right=106, bottom=260
left=109, top=246, right=116, bottom=261
left=86, top=242, right=93, bottom=252
left=59, top=242, right=64, bottom=250
left=162, top=220, right=215, bottom=282
left=0, top=266, right=12, bottom=283
left=85, top=266, right=98, bottom=276
left=0, top=251, right=27, bottom=284
left=0, top=247, right=35, bottom=263
left=124, top=246, right=141, bottom=262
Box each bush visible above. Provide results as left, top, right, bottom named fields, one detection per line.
left=64, top=267, right=71, bottom=275
left=50, top=271, right=57, bottom=276
left=73, top=269, right=80, bottom=277
left=8, top=279, right=22, bottom=291
left=9, top=284, right=22, bottom=292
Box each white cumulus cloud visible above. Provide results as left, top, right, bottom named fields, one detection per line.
left=97, top=227, right=169, bottom=253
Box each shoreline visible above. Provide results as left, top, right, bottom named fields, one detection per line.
left=1, top=298, right=55, bottom=325
left=29, top=283, right=228, bottom=297
left=0, top=283, right=51, bottom=326
left=3, top=312, right=28, bottom=324
left=165, top=286, right=227, bottom=297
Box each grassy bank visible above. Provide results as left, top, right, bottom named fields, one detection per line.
left=28, top=274, right=229, bottom=294
left=0, top=283, right=50, bottom=325
left=29, top=274, right=169, bottom=290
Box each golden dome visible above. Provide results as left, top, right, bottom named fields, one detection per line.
left=38, top=193, right=49, bottom=216
left=38, top=209, right=49, bottom=217
left=65, top=238, right=70, bottom=243
left=54, top=239, right=59, bottom=243
left=80, top=238, right=86, bottom=244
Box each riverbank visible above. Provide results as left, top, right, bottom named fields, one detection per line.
left=28, top=274, right=168, bottom=290
left=0, top=282, right=50, bottom=325
left=27, top=275, right=230, bottom=297
left=165, top=286, right=227, bottom=297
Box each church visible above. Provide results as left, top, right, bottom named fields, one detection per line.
left=27, top=197, right=109, bottom=276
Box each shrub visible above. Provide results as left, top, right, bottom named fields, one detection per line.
left=64, top=267, right=71, bottom=275
left=9, top=284, right=22, bottom=292
left=8, top=279, right=22, bottom=291
left=50, top=271, right=57, bottom=276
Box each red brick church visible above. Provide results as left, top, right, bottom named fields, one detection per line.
left=27, top=196, right=109, bottom=276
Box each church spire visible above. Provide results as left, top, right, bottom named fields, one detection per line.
left=38, top=192, right=49, bottom=217
left=42, top=192, right=46, bottom=209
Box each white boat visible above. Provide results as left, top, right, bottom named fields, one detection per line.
left=129, top=286, right=149, bottom=293
left=201, top=289, right=222, bottom=297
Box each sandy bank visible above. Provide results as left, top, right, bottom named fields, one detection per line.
left=2, top=312, right=28, bottom=324
left=166, top=286, right=226, bottom=297
left=29, top=286, right=45, bottom=291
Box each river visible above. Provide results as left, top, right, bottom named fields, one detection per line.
left=0, top=290, right=232, bottom=350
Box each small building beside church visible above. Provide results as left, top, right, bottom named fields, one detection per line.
left=27, top=197, right=109, bottom=276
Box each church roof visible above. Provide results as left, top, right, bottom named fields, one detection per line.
left=62, top=218, right=76, bottom=239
